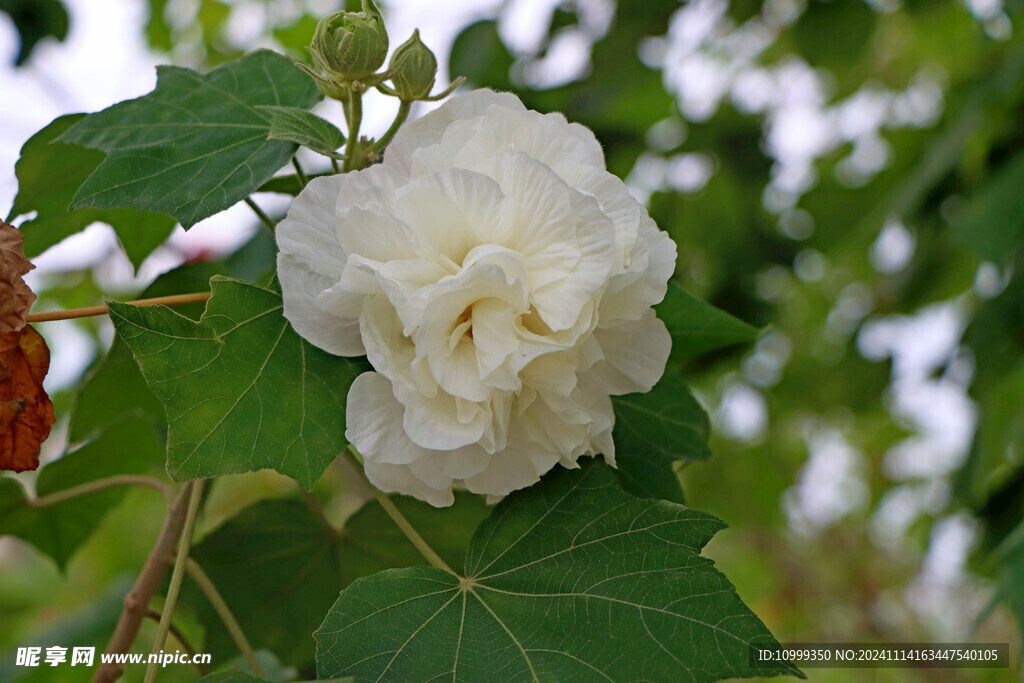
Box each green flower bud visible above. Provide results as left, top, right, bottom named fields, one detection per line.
left=309, top=0, right=388, bottom=82
left=388, top=30, right=438, bottom=101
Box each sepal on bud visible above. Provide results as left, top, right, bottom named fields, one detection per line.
left=387, top=30, right=437, bottom=101
left=309, top=0, right=388, bottom=82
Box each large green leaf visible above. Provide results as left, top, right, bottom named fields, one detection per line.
left=183, top=494, right=488, bottom=667
left=69, top=262, right=228, bottom=442
left=57, top=50, right=321, bottom=228
left=658, top=280, right=759, bottom=364
left=315, top=461, right=798, bottom=682
left=612, top=373, right=710, bottom=503
left=8, top=114, right=177, bottom=270
left=0, top=419, right=166, bottom=568
left=107, top=276, right=368, bottom=489
left=196, top=672, right=350, bottom=683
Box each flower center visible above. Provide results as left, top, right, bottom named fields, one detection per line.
left=449, top=305, right=474, bottom=351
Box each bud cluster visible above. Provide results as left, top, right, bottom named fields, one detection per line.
left=300, top=0, right=462, bottom=103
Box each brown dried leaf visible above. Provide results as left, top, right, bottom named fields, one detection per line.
left=0, top=325, right=55, bottom=472
left=0, top=220, right=37, bottom=335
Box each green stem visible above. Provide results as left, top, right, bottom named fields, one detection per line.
left=185, top=558, right=266, bottom=679
left=331, top=157, right=340, bottom=173
left=344, top=447, right=455, bottom=575
left=143, top=479, right=205, bottom=683
left=143, top=609, right=208, bottom=676
left=291, top=157, right=308, bottom=187
left=244, top=197, right=275, bottom=232
left=29, top=475, right=174, bottom=507
left=343, top=87, right=364, bottom=172
left=300, top=487, right=343, bottom=540
left=371, top=100, right=412, bottom=154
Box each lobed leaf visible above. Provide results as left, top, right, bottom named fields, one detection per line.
left=182, top=493, right=488, bottom=667
left=612, top=373, right=710, bottom=503
left=657, top=280, right=759, bottom=364
left=57, top=50, right=321, bottom=228
left=316, top=461, right=800, bottom=682
left=107, top=276, right=369, bottom=489
left=8, top=115, right=176, bottom=270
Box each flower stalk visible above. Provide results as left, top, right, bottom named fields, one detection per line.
left=143, top=479, right=206, bottom=683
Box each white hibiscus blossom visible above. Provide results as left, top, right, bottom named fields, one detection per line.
left=277, top=89, right=676, bottom=506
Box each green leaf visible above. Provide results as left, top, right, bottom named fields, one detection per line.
left=8, top=114, right=177, bottom=270
left=196, top=672, right=351, bottom=683
left=658, top=280, right=759, bottom=364
left=107, top=276, right=368, bottom=489
left=954, top=149, right=1024, bottom=264
left=56, top=50, right=321, bottom=228
left=256, top=105, right=345, bottom=158
left=315, top=461, right=799, bottom=682
left=69, top=262, right=227, bottom=442
left=0, top=419, right=166, bottom=568
left=0, top=0, right=68, bottom=66
left=256, top=172, right=331, bottom=196
left=182, top=493, right=488, bottom=667
left=612, top=373, right=710, bottom=503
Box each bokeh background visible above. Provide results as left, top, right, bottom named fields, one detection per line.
left=2, top=0, right=1024, bottom=681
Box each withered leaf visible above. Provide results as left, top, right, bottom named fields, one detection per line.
left=0, top=325, right=55, bottom=472
left=0, top=220, right=36, bottom=335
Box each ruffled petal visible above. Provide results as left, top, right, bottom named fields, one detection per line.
left=276, top=174, right=364, bottom=356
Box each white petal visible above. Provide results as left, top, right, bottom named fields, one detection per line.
left=346, top=371, right=423, bottom=466
left=463, top=443, right=554, bottom=497
left=393, top=168, right=506, bottom=266
left=276, top=174, right=363, bottom=356
left=587, top=313, right=672, bottom=395
left=363, top=459, right=455, bottom=507
left=384, top=89, right=527, bottom=176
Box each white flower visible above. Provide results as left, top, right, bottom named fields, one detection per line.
left=277, top=89, right=676, bottom=506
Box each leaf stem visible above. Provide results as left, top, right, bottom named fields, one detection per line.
left=93, top=484, right=193, bottom=683
left=244, top=197, right=276, bottom=232
left=331, top=157, right=340, bottom=173
left=143, top=479, right=205, bottom=683
left=371, top=100, right=412, bottom=154
left=27, top=292, right=211, bottom=323
left=344, top=446, right=456, bottom=575
left=29, top=475, right=175, bottom=507
left=143, top=608, right=208, bottom=675
left=343, top=87, right=363, bottom=172
left=300, top=487, right=343, bottom=539
left=291, top=157, right=309, bottom=187
left=185, top=558, right=266, bottom=679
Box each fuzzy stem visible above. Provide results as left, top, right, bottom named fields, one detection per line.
left=143, top=479, right=205, bottom=683
left=27, top=293, right=211, bottom=323
left=185, top=558, right=266, bottom=678
left=291, top=157, right=309, bottom=187
left=343, top=87, right=363, bottom=172
left=244, top=197, right=276, bottom=232
left=92, top=484, right=193, bottom=683
left=371, top=99, right=412, bottom=154
left=29, top=475, right=175, bottom=507
left=344, top=447, right=455, bottom=575
left=143, top=609, right=208, bottom=675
